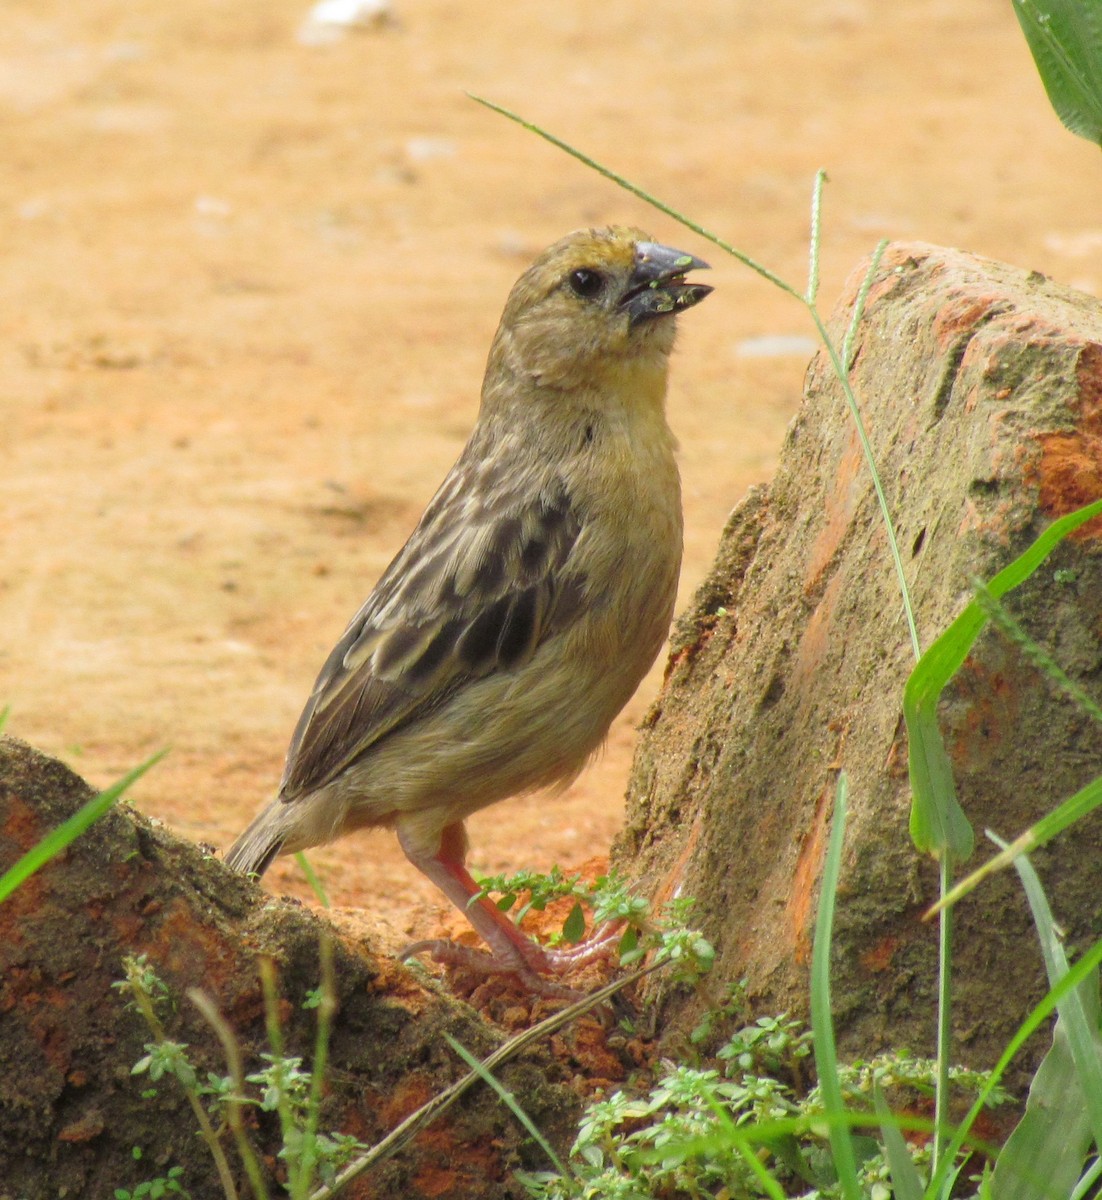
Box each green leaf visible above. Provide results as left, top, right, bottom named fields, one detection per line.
left=0, top=751, right=166, bottom=905
left=907, top=497, right=1102, bottom=862
left=561, top=900, right=586, bottom=944
left=1013, top=0, right=1102, bottom=147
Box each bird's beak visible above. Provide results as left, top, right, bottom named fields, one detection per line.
left=621, top=242, right=713, bottom=326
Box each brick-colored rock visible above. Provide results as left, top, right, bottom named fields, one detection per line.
left=0, top=736, right=577, bottom=1199
left=620, top=243, right=1102, bottom=1087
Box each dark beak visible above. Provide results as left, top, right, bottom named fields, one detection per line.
left=621, top=241, right=713, bottom=326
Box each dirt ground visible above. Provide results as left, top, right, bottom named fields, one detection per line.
left=3, top=0, right=1102, bottom=944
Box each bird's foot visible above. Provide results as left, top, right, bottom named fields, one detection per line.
left=400, top=937, right=583, bottom=1000
left=539, top=921, right=625, bottom=969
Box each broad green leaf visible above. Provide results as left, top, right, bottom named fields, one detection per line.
left=1014, top=0, right=1102, bottom=146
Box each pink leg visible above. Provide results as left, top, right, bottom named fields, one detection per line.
left=398, top=822, right=583, bottom=997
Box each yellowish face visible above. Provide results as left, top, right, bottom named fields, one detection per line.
left=494, top=226, right=711, bottom=386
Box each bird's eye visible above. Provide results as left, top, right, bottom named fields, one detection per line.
left=567, top=268, right=605, bottom=299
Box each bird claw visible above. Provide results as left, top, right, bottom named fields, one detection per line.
left=540, top=921, right=624, bottom=969
left=400, top=938, right=584, bottom=999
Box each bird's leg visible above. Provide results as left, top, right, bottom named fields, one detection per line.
left=399, top=822, right=578, bottom=994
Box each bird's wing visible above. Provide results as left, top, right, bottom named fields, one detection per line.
left=278, top=462, right=586, bottom=801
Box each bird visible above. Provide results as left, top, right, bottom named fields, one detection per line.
left=226, top=226, right=712, bottom=991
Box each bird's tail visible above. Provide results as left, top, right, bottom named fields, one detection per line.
left=224, top=804, right=287, bottom=878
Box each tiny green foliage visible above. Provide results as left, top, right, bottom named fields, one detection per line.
left=718, top=1013, right=812, bottom=1082
left=113, top=1164, right=190, bottom=1199
left=518, top=1016, right=1004, bottom=1200
left=132, top=1039, right=198, bottom=1089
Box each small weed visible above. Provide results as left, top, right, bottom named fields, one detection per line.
left=115, top=947, right=365, bottom=1200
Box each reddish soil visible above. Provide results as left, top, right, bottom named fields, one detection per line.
left=3, top=0, right=1101, bottom=944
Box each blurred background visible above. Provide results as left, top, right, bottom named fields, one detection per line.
left=2, top=0, right=1101, bottom=929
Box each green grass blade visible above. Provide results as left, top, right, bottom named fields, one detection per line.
left=443, top=1033, right=571, bottom=1178
left=1013, top=0, right=1102, bottom=146
left=972, top=579, right=1102, bottom=723
left=1070, top=1156, right=1102, bottom=1200
left=908, top=497, right=1102, bottom=862
left=990, top=1017, right=1093, bottom=1198
left=931, top=772, right=1102, bottom=915
left=994, top=835, right=1102, bottom=1187
left=930, top=931, right=1102, bottom=1194
left=0, top=750, right=166, bottom=904
left=295, top=852, right=330, bottom=908
left=467, top=93, right=803, bottom=301
left=872, top=1084, right=924, bottom=1200
left=810, top=772, right=861, bottom=1200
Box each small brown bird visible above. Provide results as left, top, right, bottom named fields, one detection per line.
left=226, top=226, right=711, bottom=989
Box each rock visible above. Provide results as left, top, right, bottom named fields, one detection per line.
left=0, top=735, right=577, bottom=1198
left=620, top=242, right=1102, bottom=1088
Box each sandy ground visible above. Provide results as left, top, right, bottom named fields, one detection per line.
left=3, top=0, right=1102, bottom=943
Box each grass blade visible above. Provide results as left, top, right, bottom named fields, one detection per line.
left=296, top=851, right=330, bottom=908
left=930, top=929, right=1102, bottom=1193
left=989, top=834, right=1102, bottom=1194
left=810, top=772, right=861, bottom=1200
left=931, top=773, right=1102, bottom=916
left=0, top=750, right=166, bottom=904
left=443, top=1033, right=570, bottom=1178
left=872, top=1084, right=924, bottom=1200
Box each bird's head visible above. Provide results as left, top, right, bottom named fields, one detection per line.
left=486, top=226, right=712, bottom=392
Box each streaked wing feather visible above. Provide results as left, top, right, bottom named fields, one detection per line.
left=278, top=465, right=584, bottom=801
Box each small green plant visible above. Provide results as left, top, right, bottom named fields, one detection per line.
left=115, top=943, right=364, bottom=1200
left=114, top=1155, right=190, bottom=1200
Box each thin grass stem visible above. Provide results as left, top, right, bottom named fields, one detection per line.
left=310, top=965, right=660, bottom=1199
left=932, top=854, right=954, bottom=1180
left=189, top=988, right=272, bottom=1200
left=297, top=936, right=338, bottom=1197
left=467, top=94, right=803, bottom=301
left=443, top=1033, right=571, bottom=1178
left=126, top=962, right=239, bottom=1200
left=811, top=773, right=861, bottom=1200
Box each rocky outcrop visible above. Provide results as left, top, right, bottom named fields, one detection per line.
left=621, top=242, right=1102, bottom=1088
